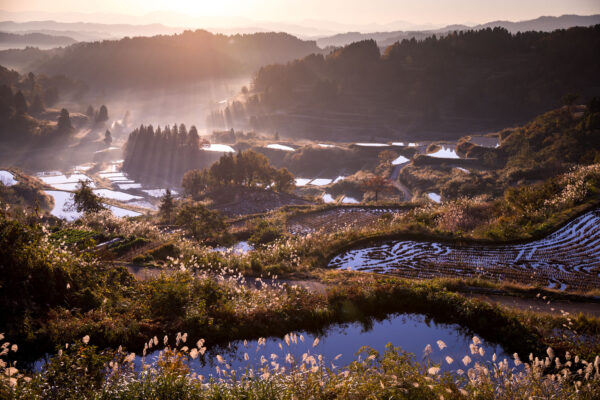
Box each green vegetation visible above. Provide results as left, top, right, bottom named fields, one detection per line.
left=3, top=339, right=600, bottom=399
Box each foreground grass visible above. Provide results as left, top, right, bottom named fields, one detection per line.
left=2, top=338, right=600, bottom=400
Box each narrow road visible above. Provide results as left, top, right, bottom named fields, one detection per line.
left=389, top=162, right=412, bottom=201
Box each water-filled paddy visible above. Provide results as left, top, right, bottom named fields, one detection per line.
left=329, top=209, right=600, bottom=292
left=428, top=193, right=441, bottom=203
left=202, top=144, right=235, bottom=153
left=266, top=144, right=295, bottom=151
left=427, top=146, right=460, bottom=159
left=0, top=170, right=17, bottom=186
left=93, top=189, right=143, bottom=202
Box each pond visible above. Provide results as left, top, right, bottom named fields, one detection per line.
left=136, top=313, right=508, bottom=378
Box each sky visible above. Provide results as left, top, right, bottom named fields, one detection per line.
left=2, top=0, right=600, bottom=27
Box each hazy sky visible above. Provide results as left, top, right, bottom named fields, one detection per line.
left=2, top=0, right=600, bottom=26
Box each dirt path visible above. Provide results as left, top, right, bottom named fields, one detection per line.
left=466, top=293, right=600, bottom=317
left=390, top=162, right=411, bottom=201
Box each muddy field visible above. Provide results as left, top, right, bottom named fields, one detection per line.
left=329, top=209, right=600, bottom=292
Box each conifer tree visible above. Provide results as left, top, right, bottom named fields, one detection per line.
left=159, top=189, right=175, bottom=224
left=14, top=91, right=27, bottom=114
left=57, top=108, right=72, bottom=133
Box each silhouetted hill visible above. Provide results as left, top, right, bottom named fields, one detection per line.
left=474, top=14, right=600, bottom=33
left=0, top=20, right=182, bottom=40
left=0, top=31, right=77, bottom=49
left=0, top=30, right=321, bottom=87
left=316, top=14, right=600, bottom=48
left=210, top=26, right=600, bottom=141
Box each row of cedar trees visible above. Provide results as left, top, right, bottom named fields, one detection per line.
left=123, top=124, right=210, bottom=185
left=123, top=124, right=295, bottom=192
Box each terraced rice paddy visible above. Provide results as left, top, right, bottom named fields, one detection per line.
left=329, top=209, right=600, bottom=292
left=288, top=206, right=405, bottom=234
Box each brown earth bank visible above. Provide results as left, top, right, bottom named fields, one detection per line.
left=205, top=186, right=313, bottom=217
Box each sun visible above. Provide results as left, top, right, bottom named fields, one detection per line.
left=144, top=0, right=245, bottom=16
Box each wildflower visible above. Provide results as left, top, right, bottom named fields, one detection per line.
left=428, top=366, right=440, bottom=375
left=445, top=356, right=454, bottom=364
left=478, top=347, right=485, bottom=357
left=437, top=340, right=447, bottom=350
left=82, top=335, right=90, bottom=345
left=472, top=336, right=481, bottom=345
left=190, top=348, right=198, bottom=359
left=312, top=337, right=319, bottom=347
left=10, top=344, right=17, bottom=352
left=216, top=355, right=225, bottom=364
left=462, top=355, right=472, bottom=366
left=424, top=344, right=432, bottom=357
left=244, top=353, right=249, bottom=361
left=547, top=347, right=555, bottom=360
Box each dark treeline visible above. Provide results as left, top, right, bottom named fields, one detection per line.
left=181, top=150, right=295, bottom=199
left=209, top=26, right=600, bottom=140
left=0, top=65, right=83, bottom=147
left=123, top=124, right=217, bottom=185
left=1, top=30, right=321, bottom=88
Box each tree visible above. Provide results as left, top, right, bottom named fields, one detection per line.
left=30, top=94, right=45, bottom=114
left=174, top=201, right=225, bottom=240
left=57, top=108, right=72, bottom=134
left=85, top=105, right=95, bottom=119
left=43, top=87, right=58, bottom=106
left=181, top=169, right=212, bottom=200
left=159, top=189, right=176, bottom=224
left=71, top=181, right=104, bottom=213
left=362, top=175, right=393, bottom=202
left=562, top=93, right=578, bottom=116
left=104, top=129, right=112, bottom=146
left=95, top=105, right=109, bottom=122
left=376, top=150, right=397, bottom=175
left=273, top=168, right=295, bottom=192
left=14, top=91, right=27, bottom=114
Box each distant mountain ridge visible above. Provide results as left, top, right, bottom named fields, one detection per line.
left=0, top=31, right=76, bottom=49
left=316, top=14, right=600, bottom=48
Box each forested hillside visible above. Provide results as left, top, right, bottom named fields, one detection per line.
left=211, top=26, right=600, bottom=140
left=0, top=30, right=321, bottom=87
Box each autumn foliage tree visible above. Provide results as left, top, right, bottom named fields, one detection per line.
left=362, top=175, right=393, bottom=202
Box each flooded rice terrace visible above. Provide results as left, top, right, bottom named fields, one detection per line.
left=330, top=209, right=600, bottom=292
left=37, top=159, right=176, bottom=220
left=136, top=313, right=509, bottom=378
